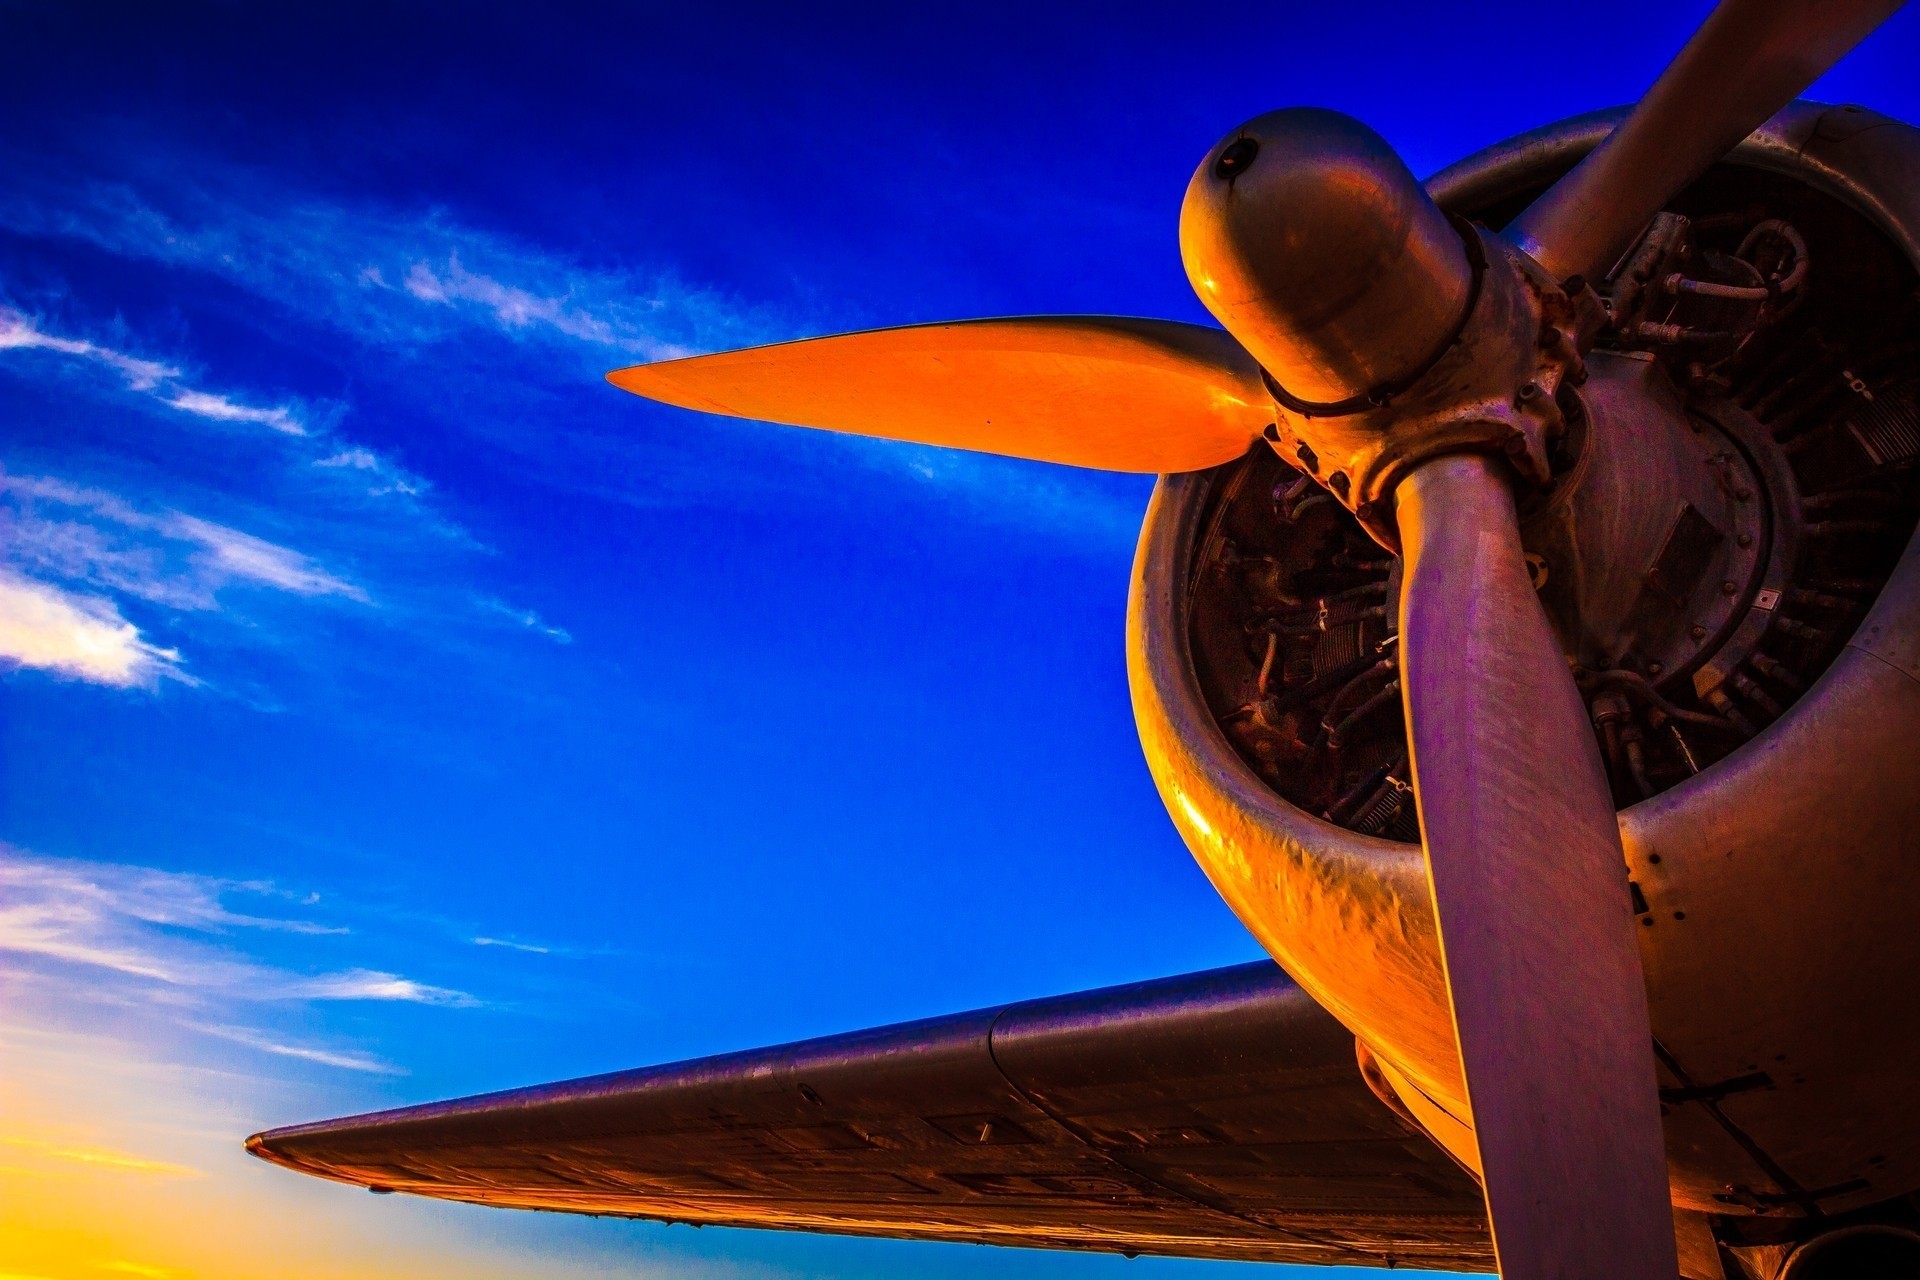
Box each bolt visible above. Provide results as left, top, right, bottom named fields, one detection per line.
left=1691, top=625, right=1708, bottom=641
left=1517, top=381, right=1541, bottom=402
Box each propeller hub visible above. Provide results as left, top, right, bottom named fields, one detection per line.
left=1180, top=108, right=1474, bottom=407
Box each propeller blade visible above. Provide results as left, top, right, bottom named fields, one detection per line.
left=1510, top=0, right=1904, bottom=283
left=1395, top=455, right=1678, bottom=1280
left=607, top=316, right=1271, bottom=474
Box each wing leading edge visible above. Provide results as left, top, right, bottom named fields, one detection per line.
left=247, top=963, right=1491, bottom=1272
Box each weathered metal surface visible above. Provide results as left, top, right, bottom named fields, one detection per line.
left=1129, top=101, right=1920, bottom=1221
left=1526, top=350, right=1767, bottom=683
left=1396, top=454, right=1677, bottom=1280
left=248, top=964, right=1493, bottom=1272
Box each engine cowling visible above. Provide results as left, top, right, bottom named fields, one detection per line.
left=1129, top=101, right=1920, bottom=1224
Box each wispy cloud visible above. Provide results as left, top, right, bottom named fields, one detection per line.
left=471, top=936, right=550, bottom=955
left=0, top=470, right=373, bottom=686
left=478, top=597, right=571, bottom=645
left=188, top=1024, right=400, bottom=1075
left=0, top=309, right=177, bottom=389
left=0, top=1136, right=201, bottom=1179
left=0, top=307, right=310, bottom=435
left=165, top=513, right=366, bottom=602
left=0, top=171, right=772, bottom=362
left=96, top=1261, right=181, bottom=1279
left=158, top=389, right=303, bottom=435
left=282, top=969, right=472, bottom=1005
left=396, top=254, right=638, bottom=350
left=0, top=570, right=183, bottom=687
left=0, top=849, right=472, bottom=1009
left=1, top=157, right=1149, bottom=553
left=0, top=855, right=344, bottom=937
left=313, top=447, right=427, bottom=498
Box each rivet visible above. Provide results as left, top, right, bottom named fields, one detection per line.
left=1517, top=381, right=1541, bottom=402
left=1691, top=625, right=1708, bottom=641
left=1737, top=532, right=1754, bottom=548
left=1647, top=661, right=1664, bottom=676
left=1721, top=581, right=1738, bottom=596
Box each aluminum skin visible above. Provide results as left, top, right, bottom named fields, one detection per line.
left=1128, top=101, right=1920, bottom=1222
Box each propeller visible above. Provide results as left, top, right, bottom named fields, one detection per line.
left=1179, top=105, right=1680, bottom=1279
left=607, top=3, right=1906, bottom=1275
left=1178, top=1, right=1898, bottom=1269
left=1511, top=0, right=1905, bottom=284
left=608, top=316, right=1271, bottom=473
left=1392, top=454, right=1678, bottom=1278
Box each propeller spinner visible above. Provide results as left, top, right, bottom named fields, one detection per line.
left=607, top=3, right=1909, bottom=1275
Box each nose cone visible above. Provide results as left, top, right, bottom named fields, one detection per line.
left=1180, top=108, right=1472, bottom=406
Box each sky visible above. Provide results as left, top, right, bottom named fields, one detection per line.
left=2, top=3, right=1917, bottom=1279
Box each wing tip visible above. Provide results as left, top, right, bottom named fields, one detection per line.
left=244, top=1128, right=291, bottom=1166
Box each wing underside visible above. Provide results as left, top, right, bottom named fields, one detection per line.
left=248, top=963, right=1492, bottom=1272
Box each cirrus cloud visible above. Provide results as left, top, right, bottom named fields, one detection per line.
left=0, top=570, right=183, bottom=687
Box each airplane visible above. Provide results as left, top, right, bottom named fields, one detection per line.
left=245, top=2, right=1920, bottom=1277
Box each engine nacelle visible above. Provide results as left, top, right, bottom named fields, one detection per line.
left=1129, top=102, right=1920, bottom=1226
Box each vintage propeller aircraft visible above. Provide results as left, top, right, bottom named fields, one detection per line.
left=248, top=2, right=1920, bottom=1276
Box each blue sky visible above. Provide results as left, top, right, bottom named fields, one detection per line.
left=3, top=3, right=1918, bottom=1278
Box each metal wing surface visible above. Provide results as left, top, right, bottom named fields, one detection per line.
left=247, top=963, right=1492, bottom=1272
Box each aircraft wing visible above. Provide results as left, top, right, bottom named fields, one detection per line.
left=247, top=962, right=1492, bottom=1272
